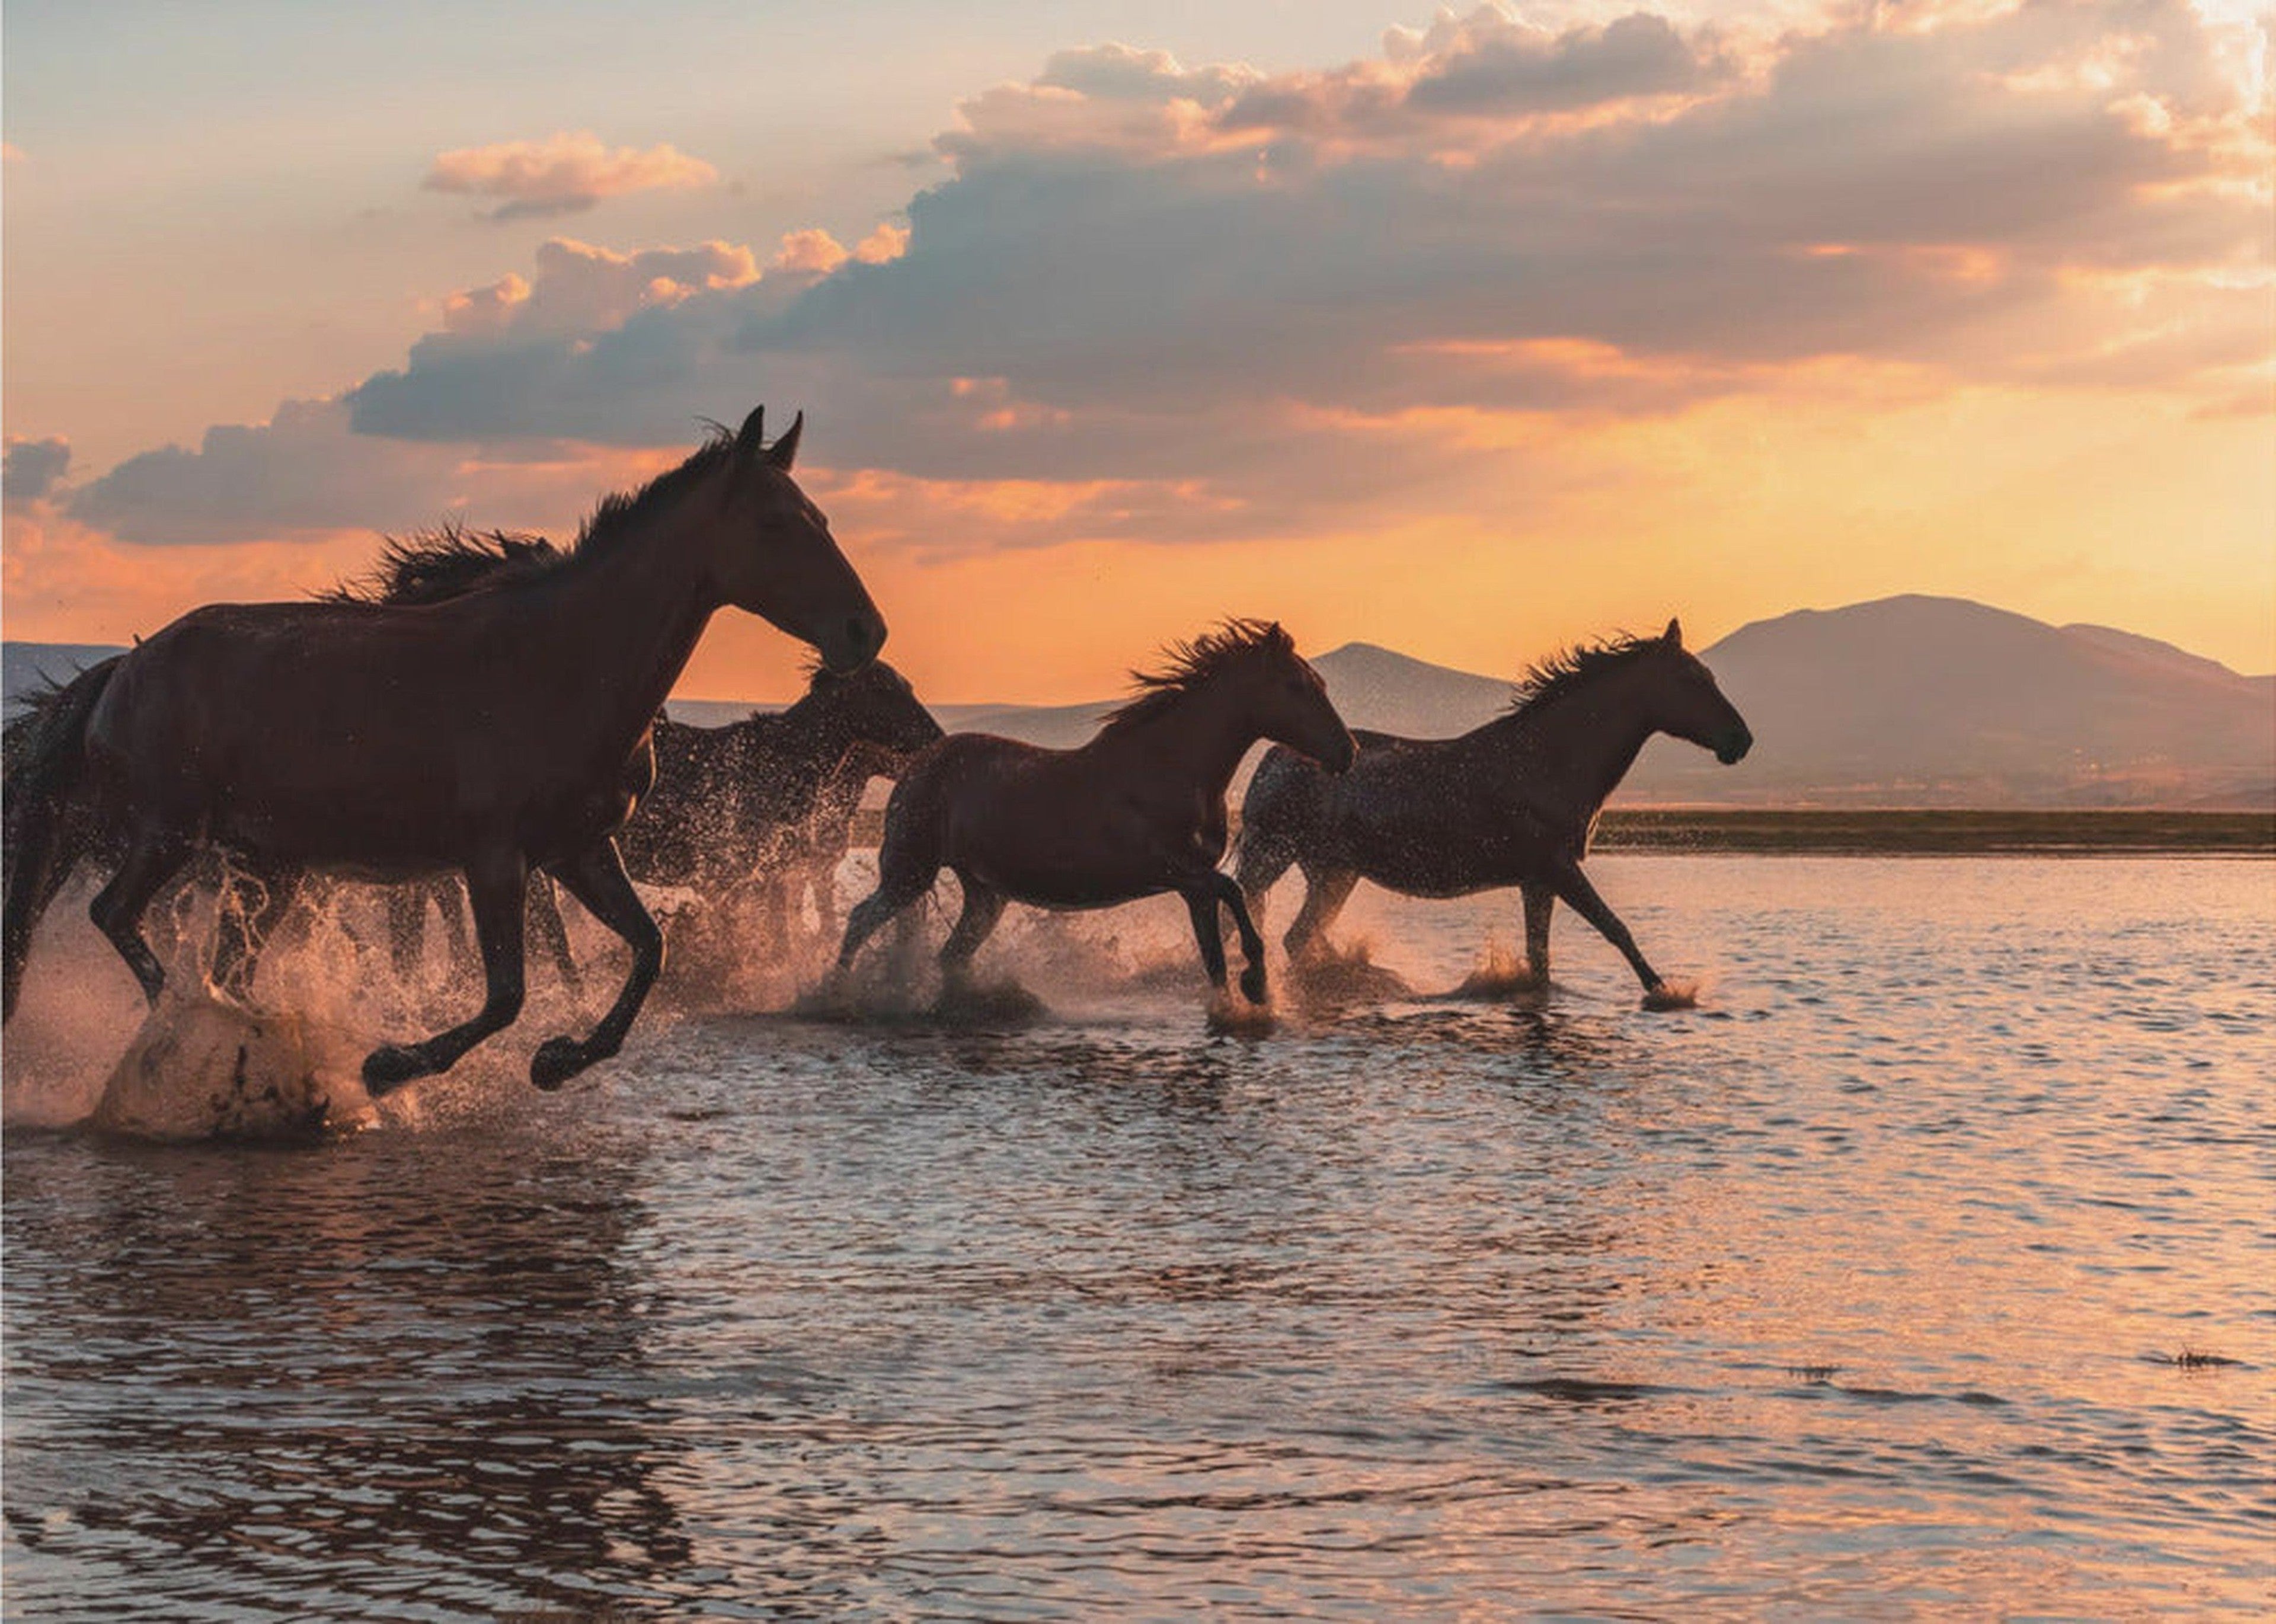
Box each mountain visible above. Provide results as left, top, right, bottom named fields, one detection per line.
left=1627, top=596, right=2274, bottom=807
left=9, top=596, right=2271, bottom=805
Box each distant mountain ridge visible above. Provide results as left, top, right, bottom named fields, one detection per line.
left=7, top=594, right=2271, bottom=806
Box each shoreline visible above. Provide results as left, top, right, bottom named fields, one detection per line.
left=843, top=807, right=2275, bottom=856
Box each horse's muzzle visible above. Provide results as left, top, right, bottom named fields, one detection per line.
left=819, top=609, right=888, bottom=673
left=1715, top=725, right=1754, bottom=766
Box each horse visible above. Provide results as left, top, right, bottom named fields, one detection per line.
left=2, top=405, right=887, bottom=1092
left=832, top=620, right=1356, bottom=1010
left=2, top=529, right=611, bottom=1007
left=619, top=663, right=942, bottom=941
left=1234, top=619, right=1751, bottom=1007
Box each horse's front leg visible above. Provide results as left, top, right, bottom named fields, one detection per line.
left=530, top=839, right=661, bottom=1091
left=1180, top=883, right=1232, bottom=994
left=363, top=848, right=527, bottom=1094
left=1547, top=861, right=1674, bottom=1005
left=1207, top=872, right=1270, bottom=1004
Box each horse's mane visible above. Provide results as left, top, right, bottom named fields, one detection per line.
left=1508, top=632, right=1660, bottom=718
left=1100, top=618, right=1292, bottom=734
left=3, top=657, right=124, bottom=754
left=574, top=423, right=741, bottom=561
left=321, top=521, right=565, bottom=606
left=321, top=420, right=770, bottom=606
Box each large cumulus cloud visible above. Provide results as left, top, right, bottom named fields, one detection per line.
left=66, top=0, right=2274, bottom=550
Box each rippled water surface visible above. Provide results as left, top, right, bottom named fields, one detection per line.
left=5, top=856, right=2272, bottom=1619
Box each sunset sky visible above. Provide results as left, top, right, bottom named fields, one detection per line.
left=5, top=0, right=2271, bottom=702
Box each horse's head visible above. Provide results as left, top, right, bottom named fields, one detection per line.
left=1246, top=622, right=1357, bottom=774
left=800, top=659, right=945, bottom=755
left=1639, top=619, right=1752, bottom=765
left=708, top=406, right=887, bottom=672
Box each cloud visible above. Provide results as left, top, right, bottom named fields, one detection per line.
left=60, top=0, right=2276, bottom=561
left=68, top=398, right=675, bottom=548
left=424, top=130, right=719, bottom=221
left=4, top=436, right=72, bottom=506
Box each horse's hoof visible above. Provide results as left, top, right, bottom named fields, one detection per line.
left=530, top=1036, right=587, bottom=1091
left=362, top=1043, right=427, bottom=1095
left=1239, top=964, right=1269, bottom=1006
left=1642, top=981, right=1698, bottom=1011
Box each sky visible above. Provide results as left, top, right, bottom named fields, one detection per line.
left=4, top=0, right=2271, bottom=702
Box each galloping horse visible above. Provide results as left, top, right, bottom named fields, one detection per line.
left=833, top=621, right=1356, bottom=1009
left=2, top=531, right=596, bottom=1002
left=2, top=407, right=886, bottom=1091
left=1235, top=620, right=1751, bottom=1006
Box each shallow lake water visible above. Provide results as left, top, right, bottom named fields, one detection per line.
left=4, top=855, right=2271, bottom=1619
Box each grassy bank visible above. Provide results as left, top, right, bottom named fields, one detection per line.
left=1590, top=808, right=2275, bottom=855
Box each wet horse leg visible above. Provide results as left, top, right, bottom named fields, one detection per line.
left=529, top=839, right=660, bottom=1091
left=1194, top=872, right=1270, bottom=1003
left=1282, top=863, right=1359, bottom=966
left=938, top=872, right=1006, bottom=992
left=1521, top=882, right=1555, bottom=988
left=1548, top=860, right=1668, bottom=1000
left=835, top=842, right=938, bottom=978
left=362, top=849, right=527, bottom=1094
left=89, top=824, right=194, bottom=1006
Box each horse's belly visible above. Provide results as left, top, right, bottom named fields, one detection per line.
left=1354, top=839, right=1534, bottom=900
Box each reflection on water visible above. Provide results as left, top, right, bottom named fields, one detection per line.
left=5, top=857, right=2272, bottom=1617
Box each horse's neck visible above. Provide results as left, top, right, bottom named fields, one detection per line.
left=1489, top=680, right=1657, bottom=821
left=1095, top=687, right=1260, bottom=804
left=548, top=516, right=722, bottom=762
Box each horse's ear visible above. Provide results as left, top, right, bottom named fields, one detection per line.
left=768, top=411, right=804, bottom=471
left=1663, top=616, right=1683, bottom=648
left=735, top=404, right=766, bottom=461
left=1268, top=621, right=1292, bottom=650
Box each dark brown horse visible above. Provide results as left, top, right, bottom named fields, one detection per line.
left=2, top=406, right=886, bottom=1091
left=1235, top=620, right=1750, bottom=1006
left=833, top=621, right=1356, bottom=1009
left=3, top=529, right=598, bottom=1005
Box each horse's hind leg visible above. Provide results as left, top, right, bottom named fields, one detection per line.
left=833, top=836, right=937, bottom=978
left=363, top=850, right=527, bottom=1094
left=529, top=839, right=660, bottom=1091
left=1282, top=864, right=1358, bottom=966
left=1520, top=883, right=1555, bottom=988
left=89, top=826, right=194, bottom=1006
left=938, top=873, right=1006, bottom=992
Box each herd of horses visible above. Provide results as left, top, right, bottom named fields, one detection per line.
left=0, top=405, right=1753, bottom=1096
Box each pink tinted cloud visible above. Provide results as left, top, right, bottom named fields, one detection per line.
left=424, top=130, right=719, bottom=221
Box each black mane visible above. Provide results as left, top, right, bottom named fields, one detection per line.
left=321, top=521, right=564, bottom=606
left=320, top=420, right=769, bottom=606
left=1507, top=632, right=1659, bottom=717
left=1100, top=619, right=1292, bottom=734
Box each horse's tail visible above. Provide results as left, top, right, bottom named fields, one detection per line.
left=1232, top=743, right=1322, bottom=911
left=4, top=656, right=121, bottom=1023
